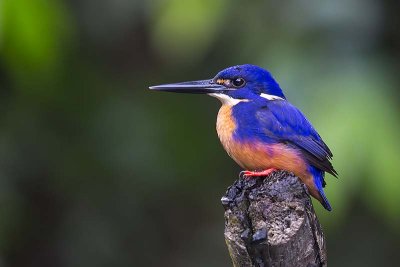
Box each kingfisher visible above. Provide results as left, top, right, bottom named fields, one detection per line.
left=149, top=64, right=337, bottom=211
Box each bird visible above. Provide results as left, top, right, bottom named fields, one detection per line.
left=149, top=64, right=337, bottom=211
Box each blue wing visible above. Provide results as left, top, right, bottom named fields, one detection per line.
left=254, top=100, right=338, bottom=178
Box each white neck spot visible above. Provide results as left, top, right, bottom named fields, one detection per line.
left=260, top=93, right=284, bottom=101
left=208, top=93, right=249, bottom=106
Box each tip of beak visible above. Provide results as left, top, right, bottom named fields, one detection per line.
left=149, top=85, right=167, bottom=91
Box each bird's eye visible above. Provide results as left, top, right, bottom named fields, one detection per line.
left=232, top=78, right=245, bottom=88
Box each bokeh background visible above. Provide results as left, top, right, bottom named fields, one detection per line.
left=1, top=0, right=400, bottom=266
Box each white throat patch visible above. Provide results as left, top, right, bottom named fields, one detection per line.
left=260, top=93, right=284, bottom=101
left=208, top=93, right=249, bottom=106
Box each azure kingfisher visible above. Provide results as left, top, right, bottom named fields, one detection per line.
left=149, top=64, right=337, bottom=211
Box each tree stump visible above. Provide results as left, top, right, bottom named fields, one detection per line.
left=221, top=170, right=327, bottom=267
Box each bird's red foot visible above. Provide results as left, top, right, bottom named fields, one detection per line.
left=241, top=168, right=277, bottom=179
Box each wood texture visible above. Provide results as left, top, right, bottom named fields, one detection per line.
left=222, top=170, right=327, bottom=267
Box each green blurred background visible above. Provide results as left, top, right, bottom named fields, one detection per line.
left=1, top=0, right=400, bottom=266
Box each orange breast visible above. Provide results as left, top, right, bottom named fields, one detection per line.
left=216, top=105, right=237, bottom=159
left=216, top=105, right=320, bottom=200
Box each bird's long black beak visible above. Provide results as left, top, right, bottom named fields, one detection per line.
left=149, top=79, right=227, bottom=94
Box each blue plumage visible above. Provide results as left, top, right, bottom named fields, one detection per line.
left=215, top=64, right=286, bottom=99
left=150, top=64, right=337, bottom=211
left=309, top=165, right=332, bottom=211
left=230, top=95, right=335, bottom=211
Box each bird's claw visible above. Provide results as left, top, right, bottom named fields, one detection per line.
left=240, top=168, right=277, bottom=179
left=239, top=171, right=251, bottom=179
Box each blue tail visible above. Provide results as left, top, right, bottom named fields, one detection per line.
left=309, top=166, right=332, bottom=211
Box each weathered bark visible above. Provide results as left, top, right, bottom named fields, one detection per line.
left=222, top=170, right=327, bottom=267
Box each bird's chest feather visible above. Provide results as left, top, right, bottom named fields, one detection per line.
left=216, top=105, right=237, bottom=156
left=216, top=104, right=309, bottom=177
left=216, top=104, right=261, bottom=168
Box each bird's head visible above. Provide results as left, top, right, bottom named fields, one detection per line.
left=149, top=64, right=286, bottom=104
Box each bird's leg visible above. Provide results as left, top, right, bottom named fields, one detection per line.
left=241, top=168, right=277, bottom=179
